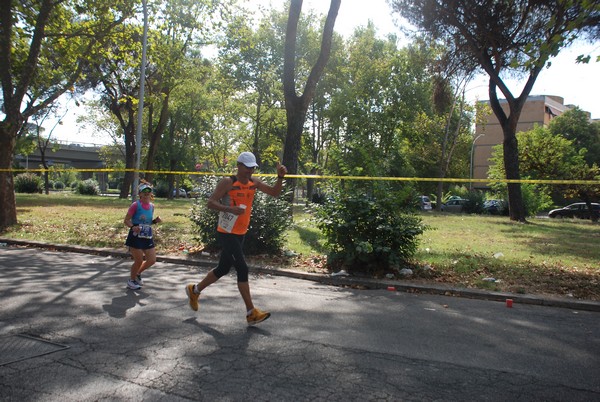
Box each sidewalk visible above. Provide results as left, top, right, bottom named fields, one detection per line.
left=2, top=237, right=599, bottom=312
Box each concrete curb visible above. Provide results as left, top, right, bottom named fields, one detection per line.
left=1, top=237, right=599, bottom=312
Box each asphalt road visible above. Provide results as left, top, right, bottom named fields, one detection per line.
left=0, top=246, right=598, bottom=401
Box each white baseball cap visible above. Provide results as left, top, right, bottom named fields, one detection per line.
left=237, top=152, right=259, bottom=168
left=139, top=183, right=153, bottom=192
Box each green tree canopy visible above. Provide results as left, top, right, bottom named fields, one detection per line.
left=549, top=107, right=600, bottom=167
left=389, top=0, right=600, bottom=222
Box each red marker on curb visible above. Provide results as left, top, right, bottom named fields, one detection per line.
left=506, top=299, right=513, bottom=308
left=387, top=286, right=396, bottom=291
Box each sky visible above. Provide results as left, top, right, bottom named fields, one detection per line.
left=48, top=0, right=600, bottom=145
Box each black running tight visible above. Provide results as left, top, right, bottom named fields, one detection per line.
left=212, top=232, right=249, bottom=282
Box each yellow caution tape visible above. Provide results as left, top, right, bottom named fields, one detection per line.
left=0, top=168, right=599, bottom=185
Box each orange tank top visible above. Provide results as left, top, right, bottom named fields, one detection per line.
left=217, top=176, right=256, bottom=235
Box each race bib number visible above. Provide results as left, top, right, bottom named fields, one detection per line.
left=138, top=224, right=153, bottom=239
left=218, top=211, right=238, bottom=233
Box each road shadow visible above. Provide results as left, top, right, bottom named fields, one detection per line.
left=102, top=290, right=149, bottom=318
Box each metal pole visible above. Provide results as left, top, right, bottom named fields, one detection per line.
left=132, top=0, right=148, bottom=202
left=470, top=133, right=484, bottom=191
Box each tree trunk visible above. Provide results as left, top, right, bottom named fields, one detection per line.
left=487, top=82, right=531, bottom=223
left=145, top=93, right=170, bottom=184
left=282, top=0, right=340, bottom=204
left=43, top=165, right=50, bottom=195
left=0, top=122, right=18, bottom=228
left=282, top=102, right=307, bottom=201
left=435, top=181, right=444, bottom=211
left=502, top=120, right=526, bottom=222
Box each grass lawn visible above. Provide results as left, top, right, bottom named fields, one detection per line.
left=414, top=213, right=599, bottom=299
left=3, top=193, right=599, bottom=301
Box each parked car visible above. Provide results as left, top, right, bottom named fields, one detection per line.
left=441, top=198, right=468, bottom=213
left=418, top=195, right=432, bottom=211
left=483, top=199, right=507, bottom=215
left=172, top=188, right=188, bottom=198
left=548, top=202, right=600, bottom=219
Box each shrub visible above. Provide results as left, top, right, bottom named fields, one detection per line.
left=314, top=189, right=427, bottom=274
left=463, top=191, right=486, bottom=214
left=153, top=182, right=170, bottom=198
left=14, top=173, right=42, bottom=193
left=190, top=176, right=292, bottom=255
left=76, top=179, right=100, bottom=195
left=54, top=181, right=65, bottom=190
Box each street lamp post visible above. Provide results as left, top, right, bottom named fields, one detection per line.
left=470, top=133, right=484, bottom=190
